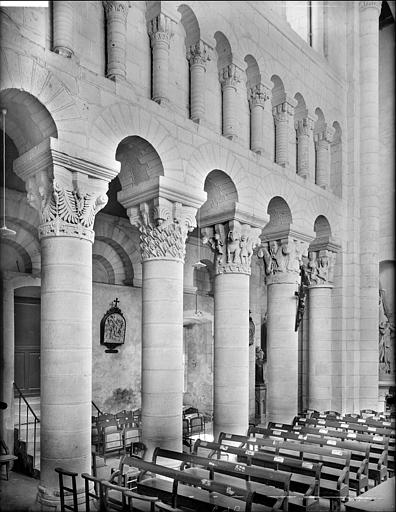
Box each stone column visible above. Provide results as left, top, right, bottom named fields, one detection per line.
left=52, top=1, right=74, bottom=57
left=203, top=221, right=261, bottom=440
left=14, top=144, right=112, bottom=509
left=128, top=199, right=196, bottom=459
left=305, top=249, right=337, bottom=411
left=314, top=125, right=334, bottom=188
left=219, top=64, right=242, bottom=140
left=187, top=40, right=211, bottom=123
left=273, top=97, right=296, bottom=167
left=295, top=116, right=315, bottom=180
left=359, top=0, right=381, bottom=409
left=258, top=236, right=309, bottom=423
left=248, top=83, right=270, bottom=154
left=103, top=1, right=130, bottom=80
left=148, top=13, right=174, bottom=104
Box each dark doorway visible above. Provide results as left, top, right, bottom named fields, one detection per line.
left=14, top=296, right=40, bottom=396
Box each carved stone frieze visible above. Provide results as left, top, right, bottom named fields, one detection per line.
left=249, top=83, right=271, bottom=109
left=129, top=199, right=197, bottom=262
left=187, top=40, right=212, bottom=66
left=26, top=177, right=108, bottom=242
left=305, top=249, right=336, bottom=286
left=219, top=64, right=242, bottom=89
left=203, top=221, right=261, bottom=275
left=258, top=237, right=309, bottom=284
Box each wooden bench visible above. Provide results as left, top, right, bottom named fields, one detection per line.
left=0, top=440, right=18, bottom=481
left=193, top=439, right=321, bottom=511
left=122, top=455, right=287, bottom=511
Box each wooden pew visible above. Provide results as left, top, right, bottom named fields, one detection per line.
left=119, top=455, right=287, bottom=511
left=198, top=436, right=350, bottom=512
left=193, top=440, right=321, bottom=511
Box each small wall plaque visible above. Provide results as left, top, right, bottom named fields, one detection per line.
left=100, top=298, right=126, bottom=353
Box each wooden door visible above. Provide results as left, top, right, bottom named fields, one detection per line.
left=14, top=297, right=40, bottom=396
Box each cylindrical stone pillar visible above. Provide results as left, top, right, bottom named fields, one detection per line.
left=1, top=281, right=15, bottom=451
left=148, top=14, right=173, bottom=104
left=203, top=221, right=261, bottom=440
left=314, top=127, right=334, bottom=189
left=38, top=235, right=92, bottom=507
left=52, top=1, right=74, bottom=58
left=359, top=0, right=381, bottom=410
left=249, top=84, right=269, bottom=154
left=219, top=64, right=241, bottom=140
left=141, top=259, right=184, bottom=457
left=103, top=1, right=130, bottom=80
left=296, top=117, right=314, bottom=179
left=308, top=285, right=333, bottom=411
left=273, top=100, right=295, bottom=167
left=258, top=237, right=309, bottom=423
left=129, top=199, right=197, bottom=460
left=187, top=41, right=211, bottom=123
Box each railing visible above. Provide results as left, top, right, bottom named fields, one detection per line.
left=13, top=382, right=40, bottom=470
left=92, top=400, right=102, bottom=416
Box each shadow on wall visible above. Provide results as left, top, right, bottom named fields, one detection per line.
left=103, top=387, right=139, bottom=413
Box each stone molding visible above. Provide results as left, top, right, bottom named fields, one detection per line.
left=305, top=249, right=337, bottom=286
left=219, top=64, right=242, bottom=90
left=148, top=13, right=174, bottom=45
left=102, top=0, right=130, bottom=17
left=128, top=199, right=197, bottom=262
left=359, top=1, right=382, bottom=13
left=202, top=220, right=261, bottom=275
left=249, top=83, right=271, bottom=109
left=187, top=40, right=212, bottom=67
left=258, top=236, right=310, bottom=285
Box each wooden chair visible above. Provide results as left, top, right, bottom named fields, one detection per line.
left=54, top=467, right=78, bottom=512
left=81, top=472, right=105, bottom=512
left=0, top=440, right=17, bottom=481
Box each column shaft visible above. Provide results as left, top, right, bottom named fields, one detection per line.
left=273, top=110, right=289, bottom=166
left=1, top=283, right=15, bottom=451
left=266, top=282, right=299, bottom=423
left=141, top=259, right=183, bottom=458
left=220, top=64, right=241, bottom=140
left=250, top=105, right=264, bottom=154
left=103, top=1, right=129, bottom=80
left=213, top=273, right=250, bottom=440
left=38, top=236, right=92, bottom=506
left=308, top=286, right=333, bottom=411
left=315, top=138, right=330, bottom=187
left=190, top=63, right=205, bottom=122
left=52, top=1, right=74, bottom=57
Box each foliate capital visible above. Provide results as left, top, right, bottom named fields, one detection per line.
left=102, top=1, right=130, bottom=19
left=187, top=40, right=212, bottom=66
left=249, top=83, right=271, bottom=109
left=128, top=199, right=197, bottom=262
left=148, top=13, right=174, bottom=45
left=258, top=237, right=309, bottom=285
left=272, top=98, right=296, bottom=122
left=202, top=220, right=261, bottom=276
left=295, top=116, right=315, bottom=136
left=219, top=64, right=242, bottom=89
left=305, top=249, right=337, bottom=286
left=359, top=1, right=382, bottom=14
left=314, top=125, right=335, bottom=145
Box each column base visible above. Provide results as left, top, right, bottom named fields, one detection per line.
left=53, top=47, right=73, bottom=58
left=36, top=485, right=86, bottom=512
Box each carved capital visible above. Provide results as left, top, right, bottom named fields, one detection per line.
left=187, top=40, right=212, bottom=66
left=295, top=117, right=315, bottom=137
left=148, top=13, right=174, bottom=45
left=258, top=237, right=309, bottom=284
left=314, top=125, right=335, bottom=145
left=203, top=221, right=261, bottom=275
left=129, top=199, right=197, bottom=262
left=359, top=1, right=382, bottom=14
left=249, top=83, right=271, bottom=109
left=219, top=64, right=242, bottom=89
left=27, top=178, right=108, bottom=242
left=305, top=249, right=337, bottom=286
left=272, top=98, right=296, bottom=122
left=102, top=0, right=130, bottom=19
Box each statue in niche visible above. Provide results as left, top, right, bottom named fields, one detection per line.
left=379, top=289, right=394, bottom=376
left=255, top=346, right=265, bottom=384
left=249, top=311, right=255, bottom=346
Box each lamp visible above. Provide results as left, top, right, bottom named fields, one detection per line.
left=1, top=108, right=16, bottom=237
